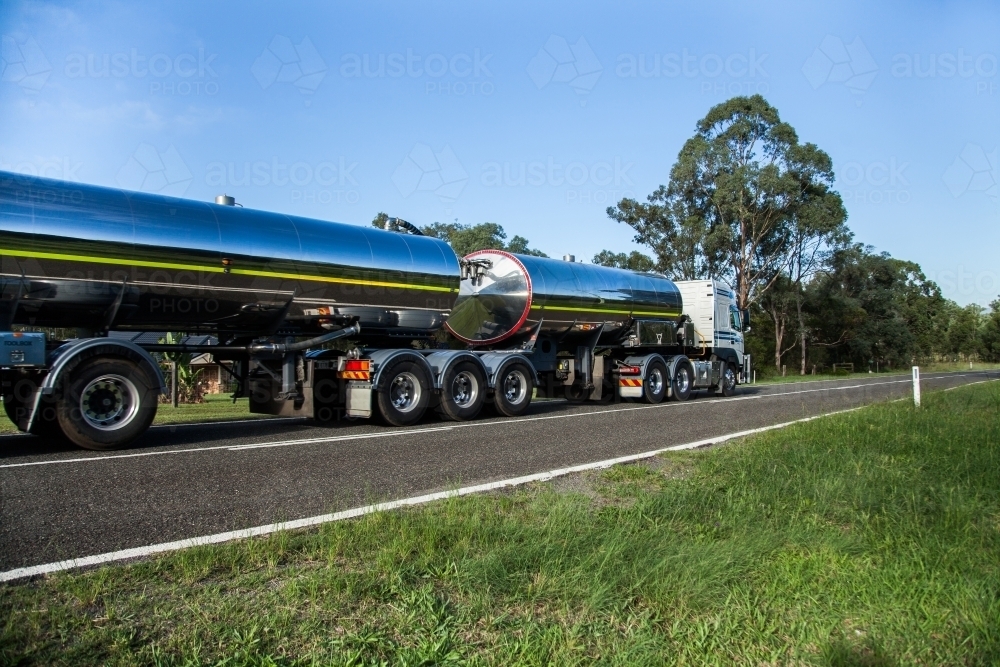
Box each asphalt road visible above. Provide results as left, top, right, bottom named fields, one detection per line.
left=1, top=370, right=996, bottom=571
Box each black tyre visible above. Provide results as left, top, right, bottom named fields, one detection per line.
left=671, top=361, right=693, bottom=401
left=494, top=362, right=534, bottom=417
left=642, top=360, right=668, bottom=404
left=436, top=360, right=487, bottom=421
left=719, top=363, right=738, bottom=397
left=56, top=357, right=158, bottom=450
left=376, top=359, right=430, bottom=426
left=564, top=382, right=589, bottom=403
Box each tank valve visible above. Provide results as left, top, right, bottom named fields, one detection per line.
left=215, top=194, right=237, bottom=206
left=459, top=258, right=493, bottom=284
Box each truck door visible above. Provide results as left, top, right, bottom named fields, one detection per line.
left=714, top=291, right=730, bottom=349
left=728, top=302, right=744, bottom=359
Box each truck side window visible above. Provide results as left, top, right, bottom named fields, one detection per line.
left=729, top=305, right=742, bottom=332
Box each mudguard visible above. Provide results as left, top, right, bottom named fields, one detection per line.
left=41, top=338, right=167, bottom=396
left=26, top=337, right=166, bottom=432
left=476, top=352, right=538, bottom=389
left=367, top=349, right=436, bottom=391
left=423, top=350, right=486, bottom=390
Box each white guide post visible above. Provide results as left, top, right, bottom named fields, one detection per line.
left=912, top=366, right=921, bottom=407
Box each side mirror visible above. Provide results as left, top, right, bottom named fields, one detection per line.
left=741, top=308, right=751, bottom=333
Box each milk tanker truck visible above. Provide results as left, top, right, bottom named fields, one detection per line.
left=0, top=172, right=750, bottom=450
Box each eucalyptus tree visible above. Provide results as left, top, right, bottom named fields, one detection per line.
left=373, top=213, right=546, bottom=258
left=607, top=95, right=846, bottom=315
left=592, top=250, right=656, bottom=272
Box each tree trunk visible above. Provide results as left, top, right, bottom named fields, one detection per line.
left=770, top=304, right=785, bottom=372
left=796, top=295, right=807, bottom=375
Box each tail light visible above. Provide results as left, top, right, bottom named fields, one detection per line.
left=337, top=358, right=371, bottom=380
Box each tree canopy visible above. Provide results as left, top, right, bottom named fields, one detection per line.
left=605, top=95, right=847, bottom=311
left=592, top=250, right=656, bottom=272
left=371, top=214, right=547, bottom=258
left=747, top=242, right=1000, bottom=372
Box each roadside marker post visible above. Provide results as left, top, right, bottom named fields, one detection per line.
left=912, top=366, right=921, bottom=407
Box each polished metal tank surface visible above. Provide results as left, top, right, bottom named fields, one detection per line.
left=0, top=172, right=459, bottom=335
left=444, top=250, right=683, bottom=345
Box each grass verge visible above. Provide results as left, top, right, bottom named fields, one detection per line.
left=0, top=394, right=266, bottom=435
left=753, top=361, right=1000, bottom=385
left=2, top=383, right=1000, bottom=665
left=150, top=394, right=263, bottom=426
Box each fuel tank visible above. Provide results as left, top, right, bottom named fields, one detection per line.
left=0, top=172, right=459, bottom=336
left=444, top=249, right=683, bottom=345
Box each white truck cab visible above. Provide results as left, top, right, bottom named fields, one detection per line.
left=675, top=279, right=750, bottom=383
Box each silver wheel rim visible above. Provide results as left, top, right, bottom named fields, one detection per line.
left=725, top=367, right=736, bottom=391
left=647, top=368, right=664, bottom=395
left=451, top=370, right=479, bottom=408
left=503, top=369, right=527, bottom=405
left=390, top=371, right=422, bottom=413
left=80, top=374, right=140, bottom=431
left=675, top=367, right=691, bottom=394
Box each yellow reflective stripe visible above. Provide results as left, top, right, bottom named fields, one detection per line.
left=4, top=249, right=456, bottom=293
left=5, top=249, right=227, bottom=273
left=530, top=304, right=678, bottom=317
left=230, top=268, right=455, bottom=293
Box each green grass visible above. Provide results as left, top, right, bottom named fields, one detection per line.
left=0, top=394, right=268, bottom=435
left=150, top=394, right=263, bottom=426
left=2, top=382, right=999, bottom=665
left=754, top=361, right=1000, bottom=385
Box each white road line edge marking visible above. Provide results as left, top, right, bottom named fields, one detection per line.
left=943, top=378, right=995, bottom=391
left=0, top=404, right=870, bottom=582
left=0, top=373, right=987, bottom=469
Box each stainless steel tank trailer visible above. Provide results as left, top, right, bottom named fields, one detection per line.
left=0, top=171, right=750, bottom=450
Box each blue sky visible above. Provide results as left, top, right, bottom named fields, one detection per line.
left=1, top=0, right=998, bottom=306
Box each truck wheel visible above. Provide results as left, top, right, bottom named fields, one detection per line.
left=376, top=359, right=430, bottom=426
left=719, top=363, right=738, bottom=397
left=642, top=360, right=668, bottom=404
left=56, top=358, right=158, bottom=450
left=494, top=362, right=533, bottom=417
left=671, top=362, right=693, bottom=401
left=436, top=360, right=486, bottom=421
left=565, top=382, right=589, bottom=403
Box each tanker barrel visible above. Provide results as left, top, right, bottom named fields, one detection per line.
left=0, top=172, right=460, bottom=337
left=445, top=250, right=683, bottom=346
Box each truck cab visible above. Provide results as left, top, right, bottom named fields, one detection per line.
left=675, top=279, right=750, bottom=384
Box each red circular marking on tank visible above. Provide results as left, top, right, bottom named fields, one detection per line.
left=445, top=249, right=533, bottom=346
